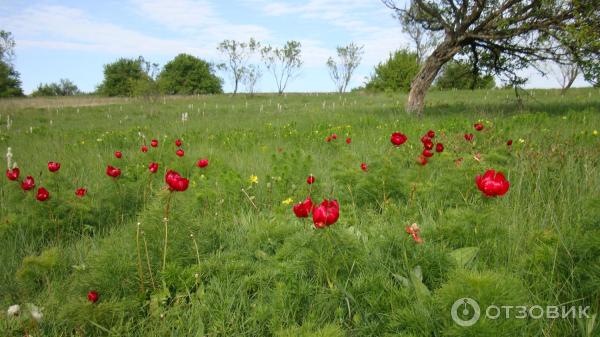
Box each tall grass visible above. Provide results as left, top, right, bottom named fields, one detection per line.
left=0, top=88, right=599, bottom=336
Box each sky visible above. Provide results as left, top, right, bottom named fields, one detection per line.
left=0, top=0, right=591, bottom=94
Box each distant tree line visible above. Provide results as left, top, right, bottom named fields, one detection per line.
left=1, top=1, right=599, bottom=102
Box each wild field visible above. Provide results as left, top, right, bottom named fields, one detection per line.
left=1, top=88, right=599, bottom=336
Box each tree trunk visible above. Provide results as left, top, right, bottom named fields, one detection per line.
left=406, top=40, right=461, bottom=116
left=233, top=80, right=238, bottom=95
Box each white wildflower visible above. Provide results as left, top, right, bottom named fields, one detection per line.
left=28, top=304, right=43, bottom=322
left=7, top=304, right=20, bottom=317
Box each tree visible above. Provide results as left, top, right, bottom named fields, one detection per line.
left=31, top=79, right=80, bottom=97
left=553, top=60, right=579, bottom=94
left=97, top=57, right=150, bottom=97
left=261, top=41, right=302, bottom=95
left=559, top=2, right=600, bottom=87
left=157, top=54, right=222, bottom=95
left=382, top=0, right=600, bottom=115
left=0, top=30, right=23, bottom=97
left=435, top=60, right=495, bottom=90
left=217, top=39, right=260, bottom=95
left=326, top=43, right=364, bottom=93
left=365, top=50, right=420, bottom=92
left=399, top=6, right=439, bottom=64
left=243, top=64, right=262, bottom=96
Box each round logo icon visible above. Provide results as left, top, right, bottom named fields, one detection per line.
left=451, top=297, right=480, bottom=327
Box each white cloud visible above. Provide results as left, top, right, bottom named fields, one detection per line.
left=3, top=5, right=210, bottom=56
left=130, top=0, right=271, bottom=41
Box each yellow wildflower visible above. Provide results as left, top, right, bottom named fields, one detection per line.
left=249, top=175, right=258, bottom=184
left=282, top=198, right=293, bottom=205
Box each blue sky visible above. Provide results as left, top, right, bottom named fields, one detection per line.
left=0, top=0, right=591, bottom=94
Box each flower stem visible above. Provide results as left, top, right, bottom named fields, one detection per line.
left=162, top=192, right=173, bottom=273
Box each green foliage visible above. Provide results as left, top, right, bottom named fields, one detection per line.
left=434, top=270, right=533, bottom=336
left=0, top=31, right=23, bottom=97
left=365, top=50, right=419, bottom=92
left=97, top=57, right=152, bottom=97
left=157, top=54, right=223, bottom=95
left=0, top=60, right=23, bottom=97
left=261, top=41, right=303, bottom=94
left=435, top=61, right=496, bottom=90
left=31, top=78, right=80, bottom=97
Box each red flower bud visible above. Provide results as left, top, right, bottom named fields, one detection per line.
left=391, top=132, right=408, bottom=146
left=75, top=188, right=87, bottom=197
left=106, top=165, right=121, bottom=178
left=21, top=176, right=35, bottom=191
left=6, top=167, right=19, bottom=181
left=47, top=161, right=61, bottom=172
left=292, top=196, right=313, bottom=218
left=197, top=159, right=209, bottom=168
left=36, top=187, right=50, bottom=201
left=87, top=290, right=99, bottom=303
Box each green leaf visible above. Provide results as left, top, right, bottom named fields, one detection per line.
left=450, top=247, right=479, bottom=267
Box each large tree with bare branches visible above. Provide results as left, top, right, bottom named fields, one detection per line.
left=382, top=0, right=600, bottom=115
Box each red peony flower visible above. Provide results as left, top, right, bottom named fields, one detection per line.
left=422, top=149, right=434, bottom=158
left=87, top=290, right=99, bottom=303
left=391, top=132, right=408, bottom=146
left=151, top=139, right=158, bottom=147
left=423, top=139, right=434, bottom=150
left=507, top=139, right=513, bottom=146
left=436, top=143, right=444, bottom=153
left=197, top=159, right=209, bottom=168
left=475, top=169, right=510, bottom=197
left=346, top=137, right=351, bottom=144
left=141, top=145, right=148, bottom=153
left=360, top=162, right=367, bottom=171
left=106, top=165, right=121, bottom=178
left=312, top=199, right=339, bottom=229
left=6, top=167, right=19, bottom=181
left=115, top=151, right=122, bottom=159
left=421, top=135, right=431, bottom=144
left=464, top=133, right=474, bottom=142
left=306, top=175, right=315, bottom=184
left=418, top=155, right=428, bottom=166
left=175, top=139, right=182, bottom=147
left=149, top=162, right=159, bottom=173
left=332, top=134, right=338, bottom=140
left=474, top=123, right=484, bottom=131
left=165, top=170, right=189, bottom=192
left=176, top=149, right=185, bottom=157
left=21, top=176, right=35, bottom=191
left=427, top=130, right=435, bottom=138
left=75, top=188, right=87, bottom=197
left=36, top=187, right=50, bottom=201
left=292, top=196, right=313, bottom=218
left=405, top=223, right=423, bottom=244
left=47, top=161, right=61, bottom=172
left=325, top=136, right=332, bottom=142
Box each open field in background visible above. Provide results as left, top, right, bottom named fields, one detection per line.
left=1, top=88, right=599, bottom=336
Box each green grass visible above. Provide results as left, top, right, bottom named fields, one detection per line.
left=0, top=88, right=599, bottom=336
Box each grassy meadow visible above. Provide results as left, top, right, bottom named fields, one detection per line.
left=1, top=88, right=599, bottom=336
